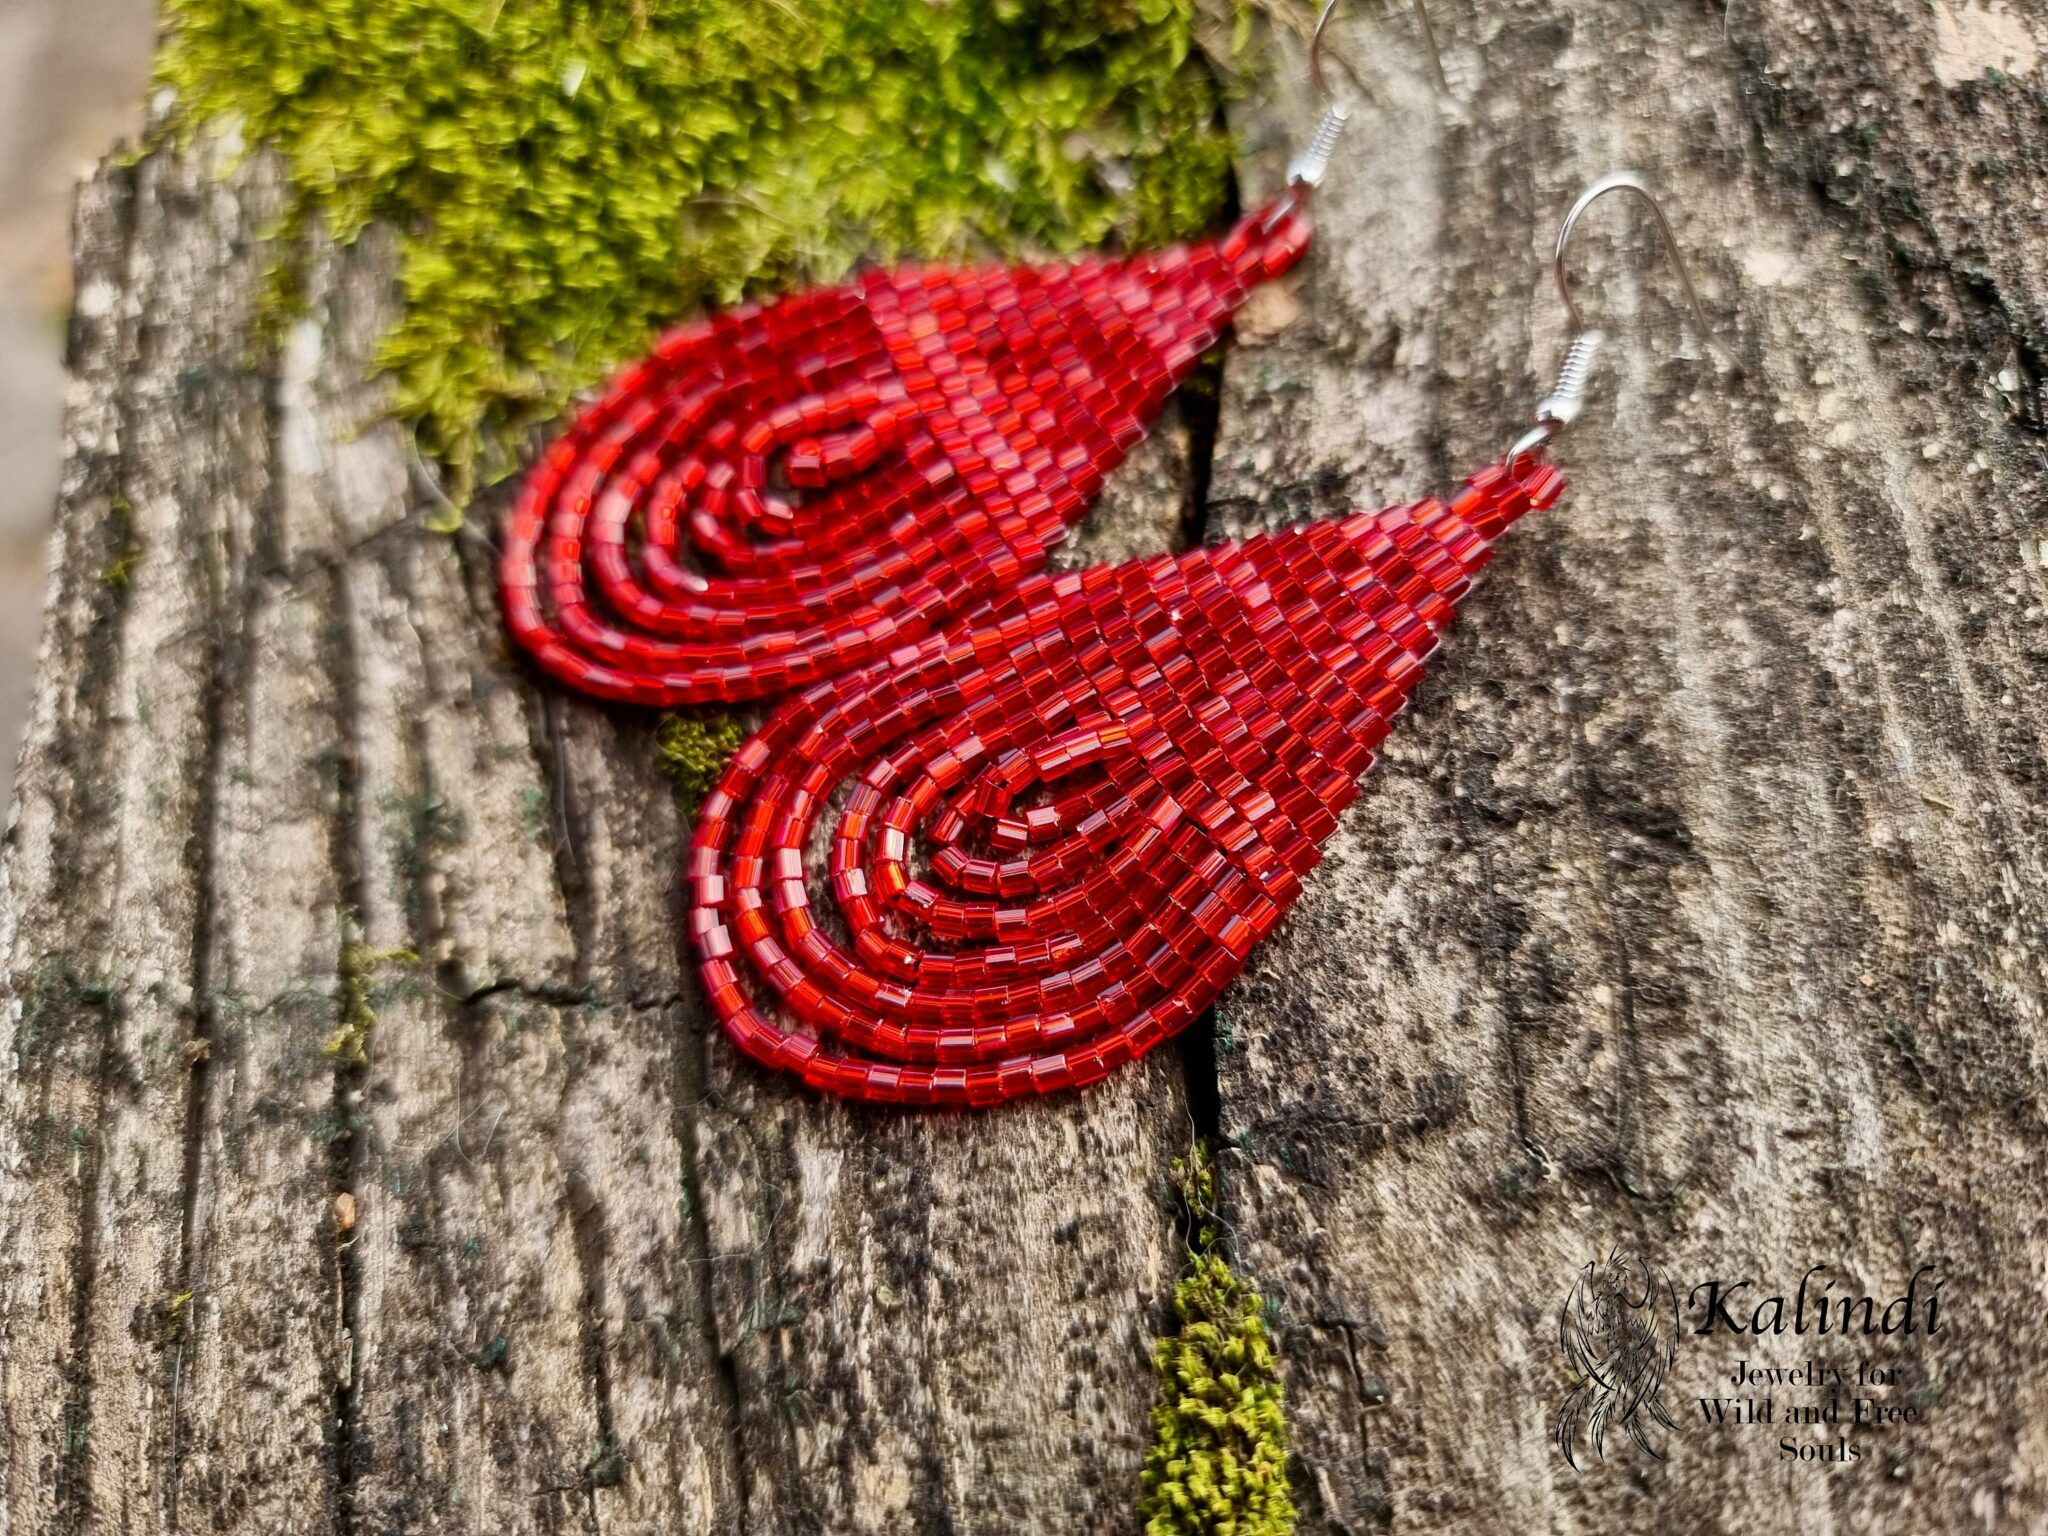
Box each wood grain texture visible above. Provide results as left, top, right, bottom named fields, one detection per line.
left=1209, top=1, right=2046, bottom=1530
left=4, top=2, right=2047, bottom=1530
left=0, top=136, right=1201, bottom=1535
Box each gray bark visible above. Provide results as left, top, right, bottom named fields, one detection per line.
left=1213, top=2, right=2048, bottom=1530
left=3, top=2, right=2046, bottom=1532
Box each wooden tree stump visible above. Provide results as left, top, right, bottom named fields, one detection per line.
left=4, top=3, right=2046, bottom=1532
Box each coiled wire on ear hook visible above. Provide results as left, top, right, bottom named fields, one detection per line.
left=1508, top=171, right=1737, bottom=471
left=1289, top=0, right=1446, bottom=188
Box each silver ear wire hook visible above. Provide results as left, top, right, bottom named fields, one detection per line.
left=1509, top=171, right=1737, bottom=471
left=1290, top=0, right=1444, bottom=189
left=1555, top=172, right=1725, bottom=349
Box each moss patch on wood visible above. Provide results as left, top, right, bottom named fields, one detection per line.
left=1141, top=1144, right=1296, bottom=1536
left=156, top=0, right=1238, bottom=498
left=326, top=932, right=419, bottom=1067
left=655, top=709, right=749, bottom=813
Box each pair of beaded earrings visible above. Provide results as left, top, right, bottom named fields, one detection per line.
left=498, top=12, right=1731, bottom=1107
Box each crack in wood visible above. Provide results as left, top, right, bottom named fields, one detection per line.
left=34, top=158, right=144, bottom=1536
left=326, top=547, right=373, bottom=1536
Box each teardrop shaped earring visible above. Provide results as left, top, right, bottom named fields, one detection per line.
left=687, top=172, right=1738, bottom=1106
left=498, top=0, right=1438, bottom=706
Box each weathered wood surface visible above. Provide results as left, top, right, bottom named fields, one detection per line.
left=3, top=1, right=2046, bottom=1531
left=1213, top=1, right=2048, bottom=1530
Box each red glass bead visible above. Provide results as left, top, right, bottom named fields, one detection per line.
left=500, top=199, right=1316, bottom=705
left=689, top=457, right=1568, bottom=1106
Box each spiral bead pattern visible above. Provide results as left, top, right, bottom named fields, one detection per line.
left=500, top=201, right=1313, bottom=705
left=689, top=459, right=1568, bottom=1105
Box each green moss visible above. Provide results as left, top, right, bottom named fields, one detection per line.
left=1141, top=1144, right=1296, bottom=1536
left=327, top=931, right=419, bottom=1066
left=656, top=709, right=747, bottom=810
left=98, top=496, right=142, bottom=587
left=99, top=546, right=143, bottom=588
left=156, top=0, right=1237, bottom=501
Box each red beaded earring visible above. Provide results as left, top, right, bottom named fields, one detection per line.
left=497, top=0, right=1424, bottom=705
left=688, top=173, right=1735, bottom=1105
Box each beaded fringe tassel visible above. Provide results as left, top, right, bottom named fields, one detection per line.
left=688, top=457, right=1568, bottom=1106
left=500, top=200, right=1313, bottom=705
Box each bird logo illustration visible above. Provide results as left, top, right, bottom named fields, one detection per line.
left=1555, top=1247, right=1681, bottom=1469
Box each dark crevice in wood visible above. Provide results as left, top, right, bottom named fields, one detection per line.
left=1465, top=830, right=1538, bottom=1157
left=1544, top=514, right=1690, bottom=1214
left=49, top=160, right=145, bottom=1536
left=1178, top=1009, right=1224, bottom=1150
left=542, top=694, right=599, bottom=992
left=54, top=992, right=119, bottom=1536
left=453, top=975, right=637, bottom=1011
left=1178, top=344, right=1229, bottom=555
left=1181, top=63, right=1238, bottom=556
left=730, top=1118, right=812, bottom=1527
left=163, top=280, right=282, bottom=1534
left=561, top=1164, right=623, bottom=1523
left=1173, top=140, right=1236, bottom=1155
left=401, top=703, right=452, bottom=994
left=1585, top=806, right=1648, bottom=1197
left=1545, top=561, right=1650, bottom=1207
left=666, top=857, right=753, bottom=1530
left=325, top=553, right=373, bottom=1536
left=683, top=1070, right=755, bottom=1532
left=1307, top=1313, right=1391, bottom=1533
left=906, top=1188, right=950, bottom=1536
left=1948, top=258, right=2047, bottom=437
